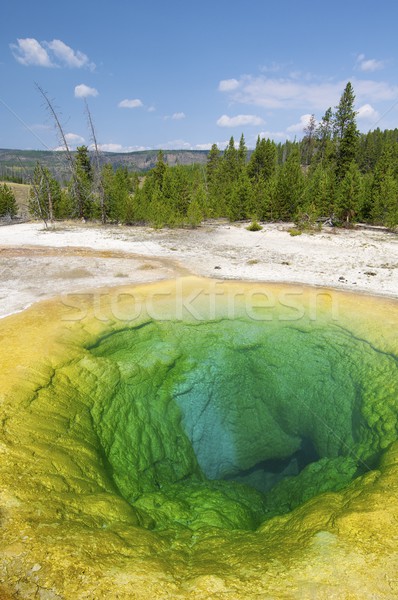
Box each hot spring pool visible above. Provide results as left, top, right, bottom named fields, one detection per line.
left=1, top=277, right=397, bottom=598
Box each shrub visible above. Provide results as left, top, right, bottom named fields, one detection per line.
left=246, top=219, right=263, bottom=231
left=288, top=228, right=302, bottom=236
left=0, top=183, right=18, bottom=217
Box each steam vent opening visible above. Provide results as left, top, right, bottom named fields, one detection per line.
left=1, top=278, right=398, bottom=598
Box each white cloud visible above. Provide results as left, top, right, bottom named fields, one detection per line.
left=74, top=84, right=98, bottom=98
left=357, top=103, right=380, bottom=122
left=287, top=114, right=315, bottom=133
left=10, top=38, right=53, bottom=67
left=46, top=39, right=94, bottom=70
left=352, top=78, right=398, bottom=102
left=259, top=130, right=290, bottom=142
left=147, top=106, right=156, bottom=112
left=158, top=139, right=193, bottom=149
left=29, top=123, right=52, bottom=131
left=65, top=133, right=85, bottom=144
left=356, top=54, right=385, bottom=72
left=194, top=141, right=231, bottom=150
left=217, top=114, right=265, bottom=127
left=164, top=112, right=186, bottom=120
left=219, top=74, right=398, bottom=112
left=259, top=62, right=286, bottom=74
left=230, top=75, right=340, bottom=110
left=118, top=98, right=143, bottom=108
left=53, top=132, right=86, bottom=151
left=218, top=78, right=240, bottom=92
left=10, top=37, right=94, bottom=69
left=94, top=143, right=149, bottom=152
left=195, top=143, right=213, bottom=150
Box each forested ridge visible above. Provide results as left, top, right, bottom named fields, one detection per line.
left=1, top=82, right=398, bottom=229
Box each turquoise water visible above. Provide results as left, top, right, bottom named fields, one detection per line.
left=88, top=315, right=398, bottom=531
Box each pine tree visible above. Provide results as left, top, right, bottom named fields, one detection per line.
left=98, top=164, right=133, bottom=223
left=335, top=161, right=362, bottom=223
left=334, top=82, right=359, bottom=180
left=206, top=144, right=221, bottom=184
left=247, top=137, right=277, bottom=183
left=29, top=164, right=61, bottom=223
left=223, top=136, right=239, bottom=178
left=186, top=187, right=204, bottom=228
left=213, top=137, right=240, bottom=216
left=237, top=133, right=248, bottom=171
left=73, top=145, right=93, bottom=219
left=0, top=183, right=18, bottom=218
left=304, top=162, right=336, bottom=218
left=371, top=145, right=398, bottom=226
left=262, top=174, right=278, bottom=221
left=274, top=146, right=305, bottom=220
left=206, top=144, right=222, bottom=216
left=228, top=172, right=252, bottom=221
left=302, top=114, right=317, bottom=166
left=152, top=150, right=167, bottom=190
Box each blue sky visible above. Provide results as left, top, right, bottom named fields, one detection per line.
left=1, top=0, right=398, bottom=152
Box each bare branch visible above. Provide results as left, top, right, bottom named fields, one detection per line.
left=85, top=99, right=106, bottom=223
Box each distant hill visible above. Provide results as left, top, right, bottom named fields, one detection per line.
left=0, top=148, right=209, bottom=182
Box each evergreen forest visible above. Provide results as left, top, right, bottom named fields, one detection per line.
left=2, top=82, right=398, bottom=229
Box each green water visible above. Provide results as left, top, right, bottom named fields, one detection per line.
left=88, top=316, right=398, bottom=531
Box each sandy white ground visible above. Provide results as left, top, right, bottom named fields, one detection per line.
left=0, top=221, right=397, bottom=318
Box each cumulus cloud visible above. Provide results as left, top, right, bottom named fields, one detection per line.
left=158, top=139, right=193, bottom=150
left=91, top=143, right=149, bottom=152
left=195, top=143, right=213, bottom=150
left=53, top=132, right=85, bottom=151
left=217, top=114, right=265, bottom=127
left=74, top=84, right=98, bottom=98
left=65, top=132, right=85, bottom=144
left=259, top=130, right=291, bottom=142
left=287, top=114, right=315, bottom=133
left=259, top=62, right=286, bottom=74
left=118, top=98, right=143, bottom=108
left=218, top=78, right=240, bottom=92
left=219, top=74, right=398, bottom=111
left=46, top=39, right=94, bottom=70
left=194, top=142, right=231, bottom=150
left=352, top=78, right=398, bottom=102
left=10, top=37, right=94, bottom=69
left=229, top=75, right=340, bottom=109
left=164, top=112, right=186, bottom=120
left=10, top=38, right=53, bottom=67
left=357, top=103, right=380, bottom=122
left=356, top=54, right=385, bottom=72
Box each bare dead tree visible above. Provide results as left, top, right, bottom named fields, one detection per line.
left=35, top=83, right=86, bottom=218
left=85, top=99, right=106, bottom=224
left=28, top=168, right=48, bottom=229
left=41, top=165, right=54, bottom=225
left=35, top=83, right=74, bottom=171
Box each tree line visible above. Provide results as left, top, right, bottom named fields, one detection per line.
left=1, top=82, right=398, bottom=229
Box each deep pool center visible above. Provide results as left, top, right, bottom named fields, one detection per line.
left=1, top=277, right=398, bottom=598
left=88, top=315, right=394, bottom=532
